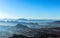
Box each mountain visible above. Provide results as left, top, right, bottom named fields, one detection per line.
left=15, top=24, right=29, bottom=28
left=17, top=18, right=27, bottom=21
left=53, top=21, right=60, bottom=23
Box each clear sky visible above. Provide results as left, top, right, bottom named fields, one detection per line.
left=0, top=0, right=60, bottom=19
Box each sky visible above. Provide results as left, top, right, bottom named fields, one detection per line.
left=0, top=0, right=60, bottom=19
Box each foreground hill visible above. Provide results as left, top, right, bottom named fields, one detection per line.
left=0, top=20, right=60, bottom=38
left=0, top=23, right=41, bottom=38
left=10, top=23, right=60, bottom=38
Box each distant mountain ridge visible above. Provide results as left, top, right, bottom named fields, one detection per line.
left=0, top=18, right=56, bottom=23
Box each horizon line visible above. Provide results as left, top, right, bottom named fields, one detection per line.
left=0, top=18, right=60, bottom=20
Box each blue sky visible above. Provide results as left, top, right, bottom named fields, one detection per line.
left=0, top=0, right=60, bottom=19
